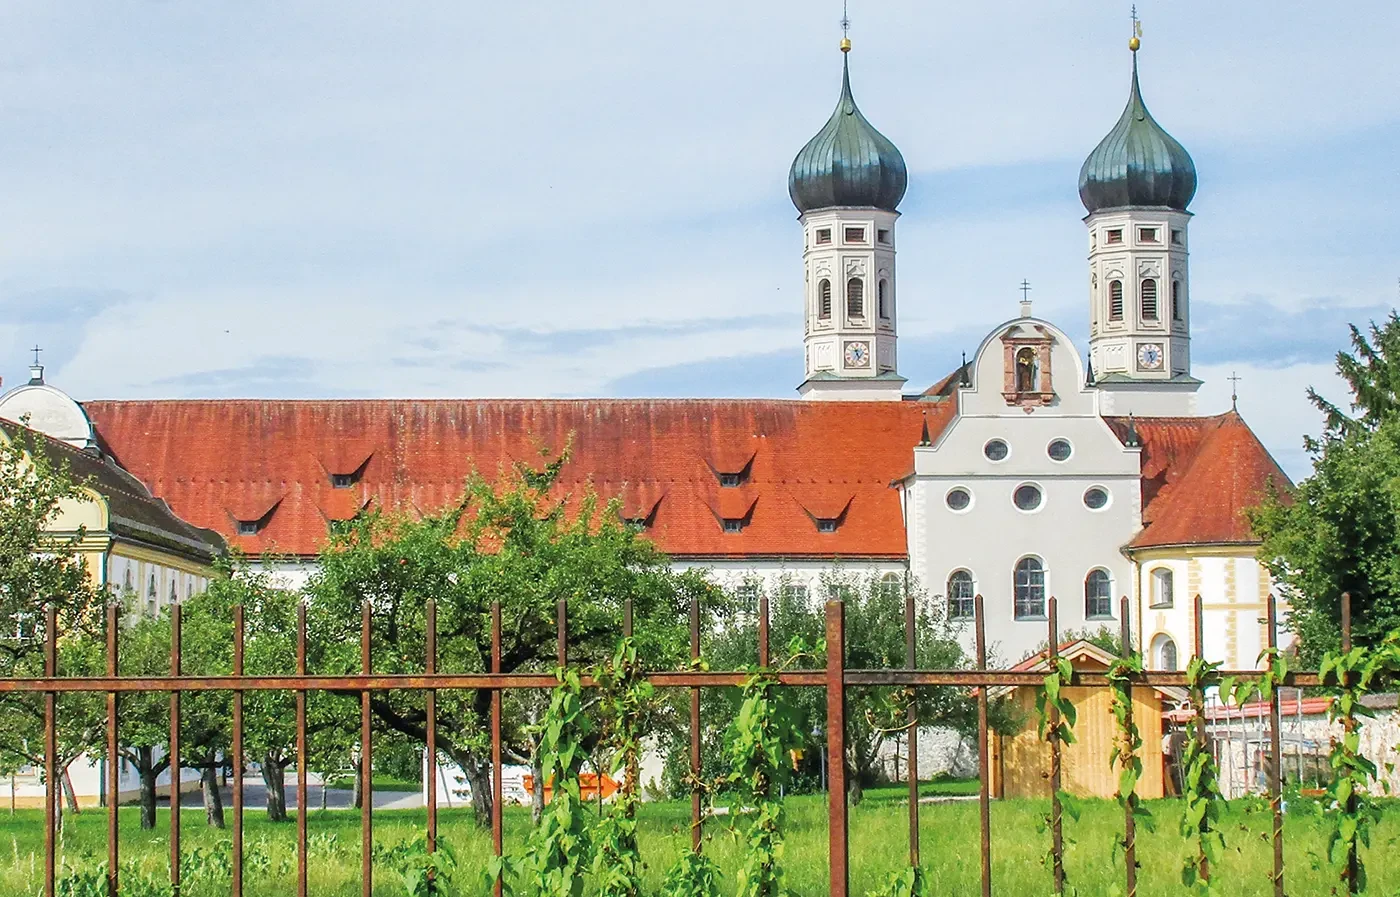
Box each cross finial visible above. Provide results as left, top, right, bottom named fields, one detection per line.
left=1130, top=4, right=1143, bottom=51
left=31, top=345, right=42, bottom=366
left=840, top=1, right=852, bottom=52
left=1228, top=371, right=1242, bottom=410
left=1019, top=279, right=1032, bottom=302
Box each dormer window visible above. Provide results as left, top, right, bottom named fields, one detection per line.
left=331, top=474, right=354, bottom=489
left=815, top=228, right=832, bottom=245
left=718, top=473, right=741, bottom=488
left=844, top=227, right=866, bottom=243
left=721, top=518, right=744, bottom=534
left=815, top=518, right=838, bottom=533
left=237, top=520, right=261, bottom=536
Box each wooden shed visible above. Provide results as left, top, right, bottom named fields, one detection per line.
left=988, top=641, right=1187, bottom=800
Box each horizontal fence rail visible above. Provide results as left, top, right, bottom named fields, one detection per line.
left=9, top=590, right=1348, bottom=897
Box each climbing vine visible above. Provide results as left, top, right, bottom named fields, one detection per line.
left=591, top=637, right=652, bottom=897
left=864, top=865, right=931, bottom=897
left=658, top=848, right=723, bottom=897
left=1179, top=655, right=1226, bottom=894
left=1033, top=655, right=1079, bottom=893
left=1316, top=632, right=1400, bottom=892
left=1106, top=650, right=1153, bottom=869
left=721, top=640, right=810, bottom=897
left=513, top=667, right=596, bottom=897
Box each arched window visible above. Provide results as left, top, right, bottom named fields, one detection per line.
left=1152, top=634, right=1179, bottom=672
left=122, top=567, right=134, bottom=595
left=947, top=570, right=975, bottom=621
left=878, top=572, right=902, bottom=601
left=1014, top=557, right=1046, bottom=619
left=818, top=279, right=832, bottom=319
left=1109, top=280, right=1124, bottom=321
left=1149, top=568, right=1174, bottom=608
left=146, top=573, right=159, bottom=616
left=1085, top=569, right=1113, bottom=619
left=1141, top=279, right=1158, bottom=321
left=169, top=580, right=178, bottom=605
left=1172, top=280, right=1183, bottom=321
left=878, top=280, right=889, bottom=319
left=847, top=278, right=864, bottom=318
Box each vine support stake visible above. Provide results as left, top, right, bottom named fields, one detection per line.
left=1266, top=593, right=1284, bottom=897
left=1048, top=597, right=1065, bottom=895
left=491, top=601, right=504, bottom=897
left=170, top=602, right=183, bottom=897
left=358, top=601, right=371, bottom=897
left=1191, top=594, right=1210, bottom=884
left=905, top=593, right=920, bottom=870
left=43, top=603, right=56, bottom=897
left=1119, top=595, right=1137, bottom=897
left=975, top=594, right=992, bottom=897
left=1341, top=590, right=1359, bottom=894
left=688, top=596, right=702, bottom=852
left=825, top=600, right=849, bottom=897
left=106, top=602, right=119, bottom=897
left=426, top=599, right=438, bottom=870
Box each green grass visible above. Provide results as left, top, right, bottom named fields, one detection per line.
left=323, top=775, right=422, bottom=792
left=1, top=789, right=1395, bottom=896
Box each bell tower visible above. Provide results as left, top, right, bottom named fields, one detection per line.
left=788, top=32, right=907, bottom=401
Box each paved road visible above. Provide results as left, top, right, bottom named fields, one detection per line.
left=174, top=774, right=423, bottom=811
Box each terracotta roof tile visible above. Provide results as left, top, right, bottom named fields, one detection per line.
left=84, top=399, right=955, bottom=560
left=1108, top=411, right=1292, bottom=550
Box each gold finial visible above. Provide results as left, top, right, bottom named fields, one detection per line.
left=1129, top=4, right=1142, bottom=51
left=840, top=1, right=852, bottom=52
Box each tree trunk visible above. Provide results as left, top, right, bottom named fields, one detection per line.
left=351, top=755, right=363, bottom=810
left=530, top=753, right=545, bottom=825
left=61, top=767, right=79, bottom=815
left=262, top=753, right=289, bottom=822
left=138, top=746, right=159, bottom=830
left=201, top=762, right=225, bottom=828
left=462, top=758, right=493, bottom=829
left=845, top=748, right=864, bottom=807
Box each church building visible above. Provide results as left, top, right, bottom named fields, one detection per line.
left=0, top=32, right=1290, bottom=670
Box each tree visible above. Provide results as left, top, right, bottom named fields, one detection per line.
left=699, top=571, right=975, bottom=806
left=308, top=450, right=715, bottom=828
left=0, top=423, right=105, bottom=820
left=1251, top=312, right=1400, bottom=660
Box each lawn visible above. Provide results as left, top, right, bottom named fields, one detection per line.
left=1, top=787, right=1395, bottom=896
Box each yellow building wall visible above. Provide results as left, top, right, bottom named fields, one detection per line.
left=990, top=668, right=1166, bottom=800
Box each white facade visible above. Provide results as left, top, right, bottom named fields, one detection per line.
left=798, top=207, right=904, bottom=401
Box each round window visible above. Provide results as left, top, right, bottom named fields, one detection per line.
left=1013, top=484, right=1043, bottom=511
left=984, top=439, right=1009, bottom=461
left=1084, top=487, right=1110, bottom=510
left=946, top=488, right=971, bottom=512
left=1048, top=439, right=1072, bottom=462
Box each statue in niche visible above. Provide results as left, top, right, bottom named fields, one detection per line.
left=1015, top=347, right=1039, bottom=393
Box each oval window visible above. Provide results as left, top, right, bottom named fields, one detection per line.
left=1013, top=484, right=1043, bottom=511
left=946, top=488, right=972, bottom=512
left=1084, top=487, right=1109, bottom=510
left=984, top=439, right=1009, bottom=462
left=1048, top=439, right=1072, bottom=462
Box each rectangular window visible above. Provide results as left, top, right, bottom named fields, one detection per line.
left=1150, top=568, right=1174, bottom=608
left=876, top=229, right=890, bottom=244
left=1106, top=229, right=1124, bottom=244
left=1138, top=227, right=1159, bottom=243
left=735, top=583, right=760, bottom=614
left=1171, top=229, right=1184, bottom=246
left=844, top=227, right=866, bottom=243
left=780, top=583, right=809, bottom=604
left=815, top=228, right=832, bottom=245
left=722, top=518, right=744, bottom=533
left=718, top=473, right=741, bottom=488
left=816, top=518, right=838, bottom=533
left=237, top=521, right=259, bottom=536
left=331, top=474, right=354, bottom=489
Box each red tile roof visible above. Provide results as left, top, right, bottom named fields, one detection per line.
left=83, top=399, right=954, bottom=560
left=1107, top=411, right=1292, bottom=550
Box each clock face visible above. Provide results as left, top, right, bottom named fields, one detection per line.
left=1137, top=343, right=1164, bottom=371
left=843, top=341, right=871, bottom=369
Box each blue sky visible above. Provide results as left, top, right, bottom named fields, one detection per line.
left=0, top=2, right=1395, bottom=480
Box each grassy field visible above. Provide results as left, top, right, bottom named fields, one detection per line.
left=1, top=786, right=1395, bottom=896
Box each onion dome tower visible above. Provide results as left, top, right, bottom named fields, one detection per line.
left=792, top=31, right=907, bottom=401
left=1081, top=25, right=1200, bottom=417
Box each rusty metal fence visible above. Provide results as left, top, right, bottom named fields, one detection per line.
left=0, top=590, right=1341, bottom=897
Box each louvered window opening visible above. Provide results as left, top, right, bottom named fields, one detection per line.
left=819, top=279, right=832, bottom=319
left=878, top=280, right=888, bottom=318
left=847, top=278, right=864, bottom=318
left=1141, top=278, right=1158, bottom=321
left=844, top=227, right=866, bottom=243
left=1108, top=280, right=1124, bottom=321
left=1172, top=281, right=1182, bottom=321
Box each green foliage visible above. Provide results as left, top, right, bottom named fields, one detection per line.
left=864, top=865, right=930, bottom=897
left=1035, top=656, right=1078, bottom=745
left=1105, top=649, right=1153, bottom=878
left=592, top=638, right=653, bottom=897
left=658, top=848, right=723, bottom=897
left=1179, top=657, right=1226, bottom=895
left=1250, top=312, right=1400, bottom=659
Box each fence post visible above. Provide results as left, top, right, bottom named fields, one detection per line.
left=106, top=602, right=119, bottom=897
left=1341, top=591, right=1358, bottom=894
left=689, top=596, right=702, bottom=852
left=43, top=603, right=56, bottom=897
left=974, top=594, right=991, bottom=897
left=1266, top=593, right=1284, bottom=897
left=1191, top=594, right=1209, bottom=884
left=905, top=593, right=920, bottom=870
left=296, top=601, right=308, bottom=897
left=1047, top=597, right=1064, bottom=895
left=491, top=602, right=504, bottom=897
left=359, top=601, right=372, bottom=897
left=825, top=600, right=848, bottom=897
left=170, top=603, right=182, bottom=897
left=425, top=599, right=438, bottom=875
left=1118, top=596, right=1138, bottom=897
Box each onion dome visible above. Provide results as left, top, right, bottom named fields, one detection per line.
left=788, top=48, right=907, bottom=214
left=1078, top=45, right=1197, bottom=214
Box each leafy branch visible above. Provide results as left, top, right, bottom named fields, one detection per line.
left=1180, top=656, right=1226, bottom=895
